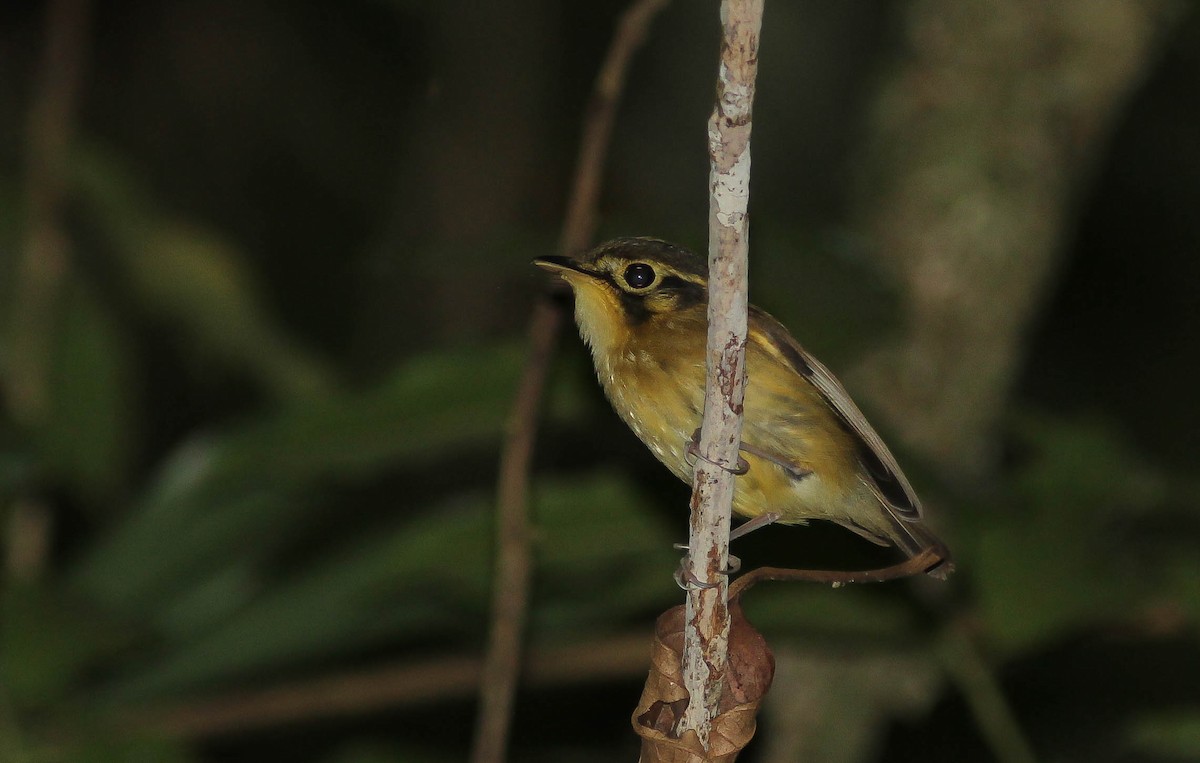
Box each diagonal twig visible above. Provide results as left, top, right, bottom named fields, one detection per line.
left=4, top=0, right=93, bottom=584
left=469, top=3, right=671, bottom=762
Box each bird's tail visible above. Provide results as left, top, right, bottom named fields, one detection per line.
left=887, top=514, right=954, bottom=580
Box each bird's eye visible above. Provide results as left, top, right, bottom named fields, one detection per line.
left=623, top=263, right=656, bottom=290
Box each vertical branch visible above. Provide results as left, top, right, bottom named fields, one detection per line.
left=679, top=0, right=763, bottom=747
left=469, top=2, right=670, bottom=762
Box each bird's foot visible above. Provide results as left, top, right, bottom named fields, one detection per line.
left=685, top=428, right=750, bottom=475
left=673, top=552, right=742, bottom=590
left=728, top=511, right=782, bottom=541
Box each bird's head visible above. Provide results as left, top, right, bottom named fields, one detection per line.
left=534, top=237, right=709, bottom=352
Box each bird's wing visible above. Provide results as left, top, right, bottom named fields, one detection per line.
left=747, top=306, right=923, bottom=521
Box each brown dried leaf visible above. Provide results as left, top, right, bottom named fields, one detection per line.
left=632, top=598, right=774, bottom=762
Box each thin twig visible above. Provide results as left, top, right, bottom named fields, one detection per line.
left=559, top=0, right=671, bottom=257
left=127, top=632, right=653, bottom=739
left=679, top=0, right=763, bottom=747
left=469, top=3, right=670, bottom=762
left=3, top=0, right=93, bottom=585
left=4, top=501, right=53, bottom=583
left=727, top=548, right=946, bottom=600
left=471, top=297, right=558, bottom=763
left=939, top=621, right=1040, bottom=763
left=6, top=0, right=92, bottom=423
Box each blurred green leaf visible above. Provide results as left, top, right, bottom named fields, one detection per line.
left=52, top=733, right=196, bottom=763
left=0, top=729, right=53, bottom=763
left=0, top=448, right=37, bottom=493
left=31, top=279, right=134, bottom=502
left=530, top=472, right=678, bottom=632
left=68, top=341, right=549, bottom=614
left=70, top=144, right=333, bottom=401
left=973, top=508, right=1130, bottom=650
left=534, top=474, right=674, bottom=569
left=0, top=585, right=134, bottom=710
left=96, top=470, right=667, bottom=702
left=743, top=584, right=921, bottom=644
left=972, top=414, right=1171, bottom=650
left=1009, top=414, right=1167, bottom=516
left=1162, top=551, right=1200, bottom=623
left=99, top=491, right=481, bottom=700
left=1125, top=711, right=1200, bottom=758
left=154, top=560, right=264, bottom=638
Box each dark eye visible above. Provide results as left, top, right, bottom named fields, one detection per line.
left=623, top=263, right=656, bottom=290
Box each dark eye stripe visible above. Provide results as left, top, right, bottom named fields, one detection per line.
left=608, top=267, right=707, bottom=327
left=659, top=275, right=700, bottom=290
left=658, top=275, right=706, bottom=308
left=617, top=291, right=652, bottom=325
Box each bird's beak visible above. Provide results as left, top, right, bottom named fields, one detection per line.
left=533, top=256, right=597, bottom=282
left=533, top=255, right=581, bottom=273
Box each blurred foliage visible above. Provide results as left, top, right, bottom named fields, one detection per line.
left=0, top=1, right=1198, bottom=762
left=1125, top=712, right=1200, bottom=759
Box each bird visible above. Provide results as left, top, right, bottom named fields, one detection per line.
left=535, top=237, right=951, bottom=578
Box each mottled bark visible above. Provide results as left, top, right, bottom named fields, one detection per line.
left=680, top=0, right=763, bottom=748
left=855, top=0, right=1184, bottom=478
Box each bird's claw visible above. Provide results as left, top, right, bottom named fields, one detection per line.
left=673, top=553, right=741, bottom=590
left=685, top=428, right=750, bottom=475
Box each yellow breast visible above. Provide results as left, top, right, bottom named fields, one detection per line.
left=582, top=304, right=867, bottom=527
left=598, top=324, right=706, bottom=485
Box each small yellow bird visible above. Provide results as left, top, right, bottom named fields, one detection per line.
left=536, top=237, right=951, bottom=577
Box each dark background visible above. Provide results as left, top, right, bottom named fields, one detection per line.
left=1, top=2, right=1198, bottom=762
